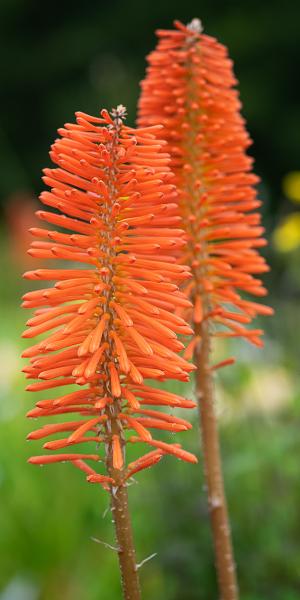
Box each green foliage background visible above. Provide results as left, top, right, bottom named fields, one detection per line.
left=0, top=1, right=300, bottom=599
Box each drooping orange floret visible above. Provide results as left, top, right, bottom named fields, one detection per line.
left=138, top=20, right=273, bottom=347
left=22, top=105, right=197, bottom=488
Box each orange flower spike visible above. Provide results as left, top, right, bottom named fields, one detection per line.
left=138, top=19, right=274, bottom=340
left=138, top=21, right=276, bottom=600
left=23, top=105, right=200, bottom=599
left=23, top=104, right=197, bottom=486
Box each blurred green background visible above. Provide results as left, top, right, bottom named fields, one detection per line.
left=0, top=1, right=300, bottom=599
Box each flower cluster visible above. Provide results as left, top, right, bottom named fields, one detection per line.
left=22, top=106, right=197, bottom=488
left=138, top=20, right=273, bottom=357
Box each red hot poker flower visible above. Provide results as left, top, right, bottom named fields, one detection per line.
left=138, top=21, right=274, bottom=600
left=22, top=106, right=197, bottom=488
left=138, top=20, right=274, bottom=347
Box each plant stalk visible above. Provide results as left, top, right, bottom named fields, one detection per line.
left=105, top=399, right=141, bottom=600
left=194, top=318, right=238, bottom=600
left=109, top=478, right=141, bottom=600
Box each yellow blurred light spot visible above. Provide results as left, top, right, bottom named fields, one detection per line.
left=282, top=171, right=300, bottom=203
left=273, top=213, right=300, bottom=252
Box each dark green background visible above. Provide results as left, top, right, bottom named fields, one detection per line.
left=1, top=0, right=299, bottom=220
left=0, top=1, right=300, bottom=599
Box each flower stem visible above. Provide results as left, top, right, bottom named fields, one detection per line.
left=194, top=318, right=238, bottom=600
left=109, top=480, right=141, bottom=600
left=105, top=395, right=141, bottom=600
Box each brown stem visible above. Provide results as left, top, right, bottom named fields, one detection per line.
left=105, top=399, right=141, bottom=600
left=103, top=403, right=141, bottom=600
left=194, top=318, right=238, bottom=600
left=109, top=479, right=141, bottom=600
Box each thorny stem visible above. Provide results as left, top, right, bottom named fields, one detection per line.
left=99, top=106, right=141, bottom=599
left=194, top=320, right=238, bottom=600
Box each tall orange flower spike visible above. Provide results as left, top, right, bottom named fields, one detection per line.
left=22, top=105, right=198, bottom=599
left=22, top=105, right=198, bottom=487
left=138, top=20, right=273, bottom=600
left=138, top=19, right=274, bottom=344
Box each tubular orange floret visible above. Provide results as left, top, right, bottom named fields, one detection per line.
left=126, top=449, right=163, bottom=479
left=23, top=105, right=197, bottom=488
left=138, top=20, right=273, bottom=347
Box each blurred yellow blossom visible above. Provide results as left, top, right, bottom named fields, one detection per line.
left=273, top=213, right=300, bottom=252
left=282, top=171, right=300, bottom=203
